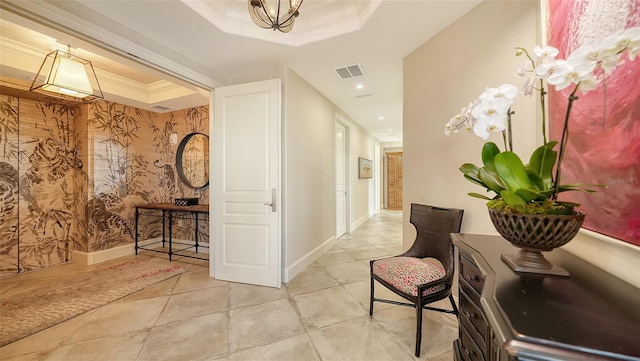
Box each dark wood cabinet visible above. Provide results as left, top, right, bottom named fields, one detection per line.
left=452, top=233, right=640, bottom=361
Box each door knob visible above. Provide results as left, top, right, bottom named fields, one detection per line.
left=265, top=188, right=276, bottom=212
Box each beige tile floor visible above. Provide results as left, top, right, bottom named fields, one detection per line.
left=0, top=210, right=457, bottom=361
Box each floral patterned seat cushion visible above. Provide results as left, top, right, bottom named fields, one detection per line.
left=372, top=257, right=446, bottom=297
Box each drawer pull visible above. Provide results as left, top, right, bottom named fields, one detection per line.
left=464, top=310, right=476, bottom=319
left=464, top=348, right=476, bottom=358
left=465, top=274, right=479, bottom=283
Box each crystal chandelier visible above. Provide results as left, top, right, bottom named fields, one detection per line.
left=248, top=0, right=304, bottom=33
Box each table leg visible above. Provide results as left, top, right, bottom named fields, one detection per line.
left=195, top=213, right=199, bottom=254
left=135, top=207, right=139, bottom=255
left=162, top=209, right=166, bottom=248
left=168, top=210, right=173, bottom=261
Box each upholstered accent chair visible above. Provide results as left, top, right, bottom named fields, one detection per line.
left=369, top=203, right=464, bottom=357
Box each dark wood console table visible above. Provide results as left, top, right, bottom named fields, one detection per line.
left=135, top=203, right=209, bottom=261
left=451, top=233, right=640, bottom=361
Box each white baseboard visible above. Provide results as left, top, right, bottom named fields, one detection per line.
left=351, top=212, right=372, bottom=231
left=283, top=212, right=371, bottom=283
left=282, top=235, right=336, bottom=282
left=72, top=237, right=208, bottom=265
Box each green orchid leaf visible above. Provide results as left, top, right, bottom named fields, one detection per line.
left=555, top=187, right=598, bottom=194
left=494, top=151, right=533, bottom=191
left=479, top=168, right=506, bottom=194
left=468, top=192, right=493, bottom=200
left=529, top=141, right=558, bottom=188
left=481, top=142, right=501, bottom=174
left=561, top=182, right=607, bottom=190
left=460, top=163, right=487, bottom=188
left=464, top=174, right=486, bottom=188
left=515, top=188, right=546, bottom=203
left=537, top=183, right=604, bottom=198
left=555, top=201, right=582, bottom=208
left=537, top=189, right=556, bottom=198
left=459, top=163, right=481, bottom=179
left=525, top=166, right=544, bottom=191
left=499, top=190, right=527, bottom=206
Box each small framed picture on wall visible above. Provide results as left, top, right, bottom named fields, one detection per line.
left=358, top=157, right=373, bottom=179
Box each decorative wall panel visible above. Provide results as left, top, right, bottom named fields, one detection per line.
left=1, top=91, right=209, bottom=277
left=0, top=95, right=83, bottom=276
left=0, top=95, right=20, bottom=277
left=86, top=101, right=209, bottom=253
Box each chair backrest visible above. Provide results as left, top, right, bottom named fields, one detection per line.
left=403, top=204, right=464, bottom=277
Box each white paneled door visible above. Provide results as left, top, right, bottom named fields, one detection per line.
left=212, top=79, right=281, bottom=288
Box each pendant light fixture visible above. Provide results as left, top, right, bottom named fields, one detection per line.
left=248, top=0, right=304, bottom=33
left=30, top=45, right=103, bottom=101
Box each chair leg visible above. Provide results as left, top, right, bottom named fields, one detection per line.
left=415, top=298, right=422, bottom=357
left=369, top=273, right=374, bottom=316
left=415, top=306, right=422, bottom=357
left=449, top=294, right=459, bottom=317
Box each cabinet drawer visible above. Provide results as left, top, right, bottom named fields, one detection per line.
left=453, top=339, right=464, bottom=361
left=460, top=255, right=484, bottom=294
left=460, top=322, right=484, bottom=361
left=490, top=330, right=499, bottom=361
left=460, top=288, right=488, bottom=346
left=460, top=314, right=486, bottom=359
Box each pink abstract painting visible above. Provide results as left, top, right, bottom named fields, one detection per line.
left=548, top=0, right=640, bottom=245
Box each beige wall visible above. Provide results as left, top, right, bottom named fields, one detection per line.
left=403, top=0, right=640, bottom=288
left=349, top=118, right=377, bottom=225
left=403, top=0, right=539, bottom=241
left=282, top=68, right=376, bottom=281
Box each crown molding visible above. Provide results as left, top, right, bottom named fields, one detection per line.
left=181, top=0, right=383, bottom=47
left=1, top=1, right=221, bottom=90
left=0, top=34, right=201, bottom=108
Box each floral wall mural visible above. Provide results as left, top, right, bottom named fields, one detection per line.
left=548, top=0, right=640, bottom=245
left=0, top=91, right=209, bottom=277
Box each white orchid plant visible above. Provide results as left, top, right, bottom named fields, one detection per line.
left=445, top=26, right=640, bottom=214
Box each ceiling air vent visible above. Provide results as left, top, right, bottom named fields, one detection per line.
left=334, top=63, right=365, bottom=80
left=151, top=105, right=171, bottom=111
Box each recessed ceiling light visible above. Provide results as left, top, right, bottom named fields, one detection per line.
left=356, top=84, right=364, bottom=89
left=379, top=116, right=385, bottom=120
left=387, top=128, right=392, bottom=132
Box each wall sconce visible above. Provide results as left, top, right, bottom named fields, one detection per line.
left=30, top=45, right=104, bottom=102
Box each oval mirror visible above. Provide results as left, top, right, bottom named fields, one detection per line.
left=176, top=132, right=209, bottom=189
